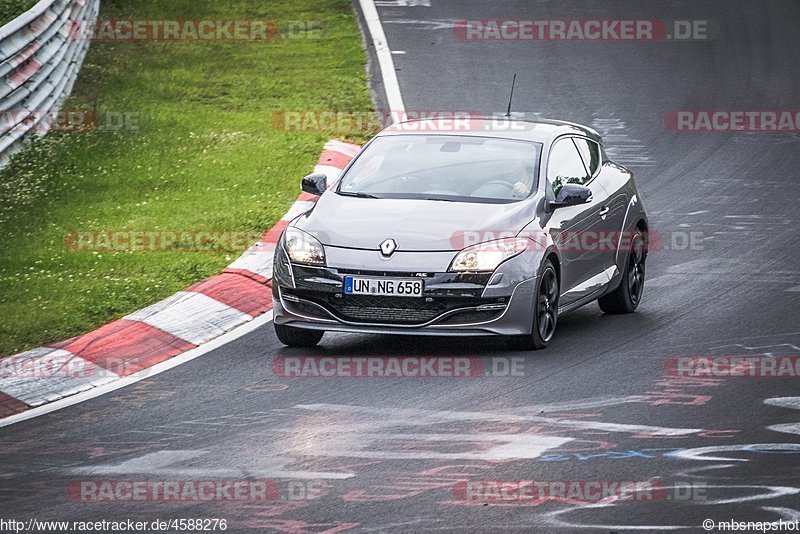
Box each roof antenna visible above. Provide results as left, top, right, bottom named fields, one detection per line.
left=504, top=73, right=517, bottom=118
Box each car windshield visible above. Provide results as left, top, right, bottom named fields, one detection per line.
left=336, top=135, right=542, bottom=203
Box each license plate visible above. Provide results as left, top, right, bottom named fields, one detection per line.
left=344, top=276, right=424, bottom=297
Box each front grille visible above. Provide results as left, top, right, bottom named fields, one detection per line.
left=285, top=289, right=503, bottom=325
left=335, top=305, right=441, bottom=323
left=337, top=294, right=446, bottom=310
left=326, top=293, right=456, bottom=324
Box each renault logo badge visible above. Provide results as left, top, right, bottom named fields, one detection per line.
left=380, top=238, right=397, bottom=256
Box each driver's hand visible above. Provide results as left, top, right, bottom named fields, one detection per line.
left=513, top=181, right=530, bottom=198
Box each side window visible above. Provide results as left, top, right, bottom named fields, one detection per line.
left=572, top=138, right=601, bottom=177
left=547, top=138, right=590, bottom=194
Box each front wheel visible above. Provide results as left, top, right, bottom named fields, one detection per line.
left=507, top=259, right=559, bottom=351
left=598, top=229, right=646, bottom=314
left=274, top=323, right=324, bottom=347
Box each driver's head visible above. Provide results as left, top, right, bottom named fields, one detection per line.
left=505, top=159, right=535, bottom=185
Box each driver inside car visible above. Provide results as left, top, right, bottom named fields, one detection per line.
left=508, top=159, right=536, bottom=198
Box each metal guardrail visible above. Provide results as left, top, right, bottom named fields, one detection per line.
left=0, top=0, right=99, bottom=168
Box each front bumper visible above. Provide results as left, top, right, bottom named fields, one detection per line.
left=272, top=245, right=538, bottom=336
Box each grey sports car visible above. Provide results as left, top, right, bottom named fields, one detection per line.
left=272, top=118, right=648, bottom=349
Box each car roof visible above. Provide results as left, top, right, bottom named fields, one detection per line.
left=377, top=116, right=603, bottom=145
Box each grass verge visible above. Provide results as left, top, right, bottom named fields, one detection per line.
left=0, top=0, right=375, bottom=356
left=0, top=0, right=37, bottom=27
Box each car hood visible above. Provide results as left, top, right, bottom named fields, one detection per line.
left=293, top=192, right=537, bottom=251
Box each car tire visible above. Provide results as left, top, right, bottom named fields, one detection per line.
left=598, top=229, right=646, bottom=314
left=274, top=323, right=324, bottom=347
left=507, top=259, right=559, bottom=351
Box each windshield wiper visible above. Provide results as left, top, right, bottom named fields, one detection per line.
left=337, top=191, right=382, bottom=199
left=425, top=197, right=456, bottom=202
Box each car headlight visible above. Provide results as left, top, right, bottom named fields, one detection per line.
left=449, top=237, right=528, bottom=272
left=283, top=227, right=326, bottom=266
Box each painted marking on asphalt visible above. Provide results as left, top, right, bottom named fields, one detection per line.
left=297, top=432, right=572, bottom=461
left=765, top=397, right=800, bottom=410
left=500, top=395, right=648, bottom=412
left=768, top=423, right=800, bottom=435
left=296, top=404, right=703, bottom=436
left=77, top=450, right=207, bottom=473
left=670, top=443, right=800, bottom=462
left=708, top=342, right=800, bottom=355
left=542, top=486, right=800, bottom=531
left=359, top=0, right=406, bottom=112
left=68, top=448, right=354, bottom=479
left=765, top=397, right=800, bottom=436
left=699, top=486, right=800, bottom=506
left=762, top=507, right=800, bottom=523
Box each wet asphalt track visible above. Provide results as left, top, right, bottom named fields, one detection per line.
left=2, top=1, right=800, bottom=532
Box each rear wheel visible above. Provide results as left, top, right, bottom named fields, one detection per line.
left=507, top=259, right=559, bottom=351
left=274, top=323, right=324, bottom=347
left=598, top=229, right=646, bottom=314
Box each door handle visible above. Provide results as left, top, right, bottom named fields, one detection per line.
left=598, top=206, right=610, bottom=218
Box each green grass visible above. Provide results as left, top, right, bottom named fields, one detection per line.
left=0, top=0, right=37, bottom=27
left=0, top=0, right=375, bottom=356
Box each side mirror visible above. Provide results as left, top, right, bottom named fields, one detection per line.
left=301, top=173, right=327, bottom=196
left=549, top=183, right=592, bottom=210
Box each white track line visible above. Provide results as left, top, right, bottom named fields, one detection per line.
left=359, top=0, right=406, bottom=113
left=0, top=311, right=273, bottom=428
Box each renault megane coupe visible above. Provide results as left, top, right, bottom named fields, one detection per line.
left=272, top=118, right=648, bottom=350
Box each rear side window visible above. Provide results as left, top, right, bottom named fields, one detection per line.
left=572, top=137, right=601, bottom=177
left=547, top=138, right=590, bottom=194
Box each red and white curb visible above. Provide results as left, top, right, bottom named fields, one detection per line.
left=0, top=140, right=359, bottom=419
